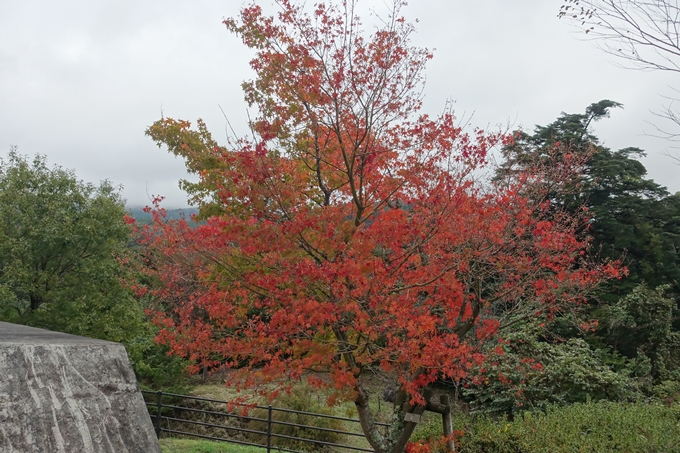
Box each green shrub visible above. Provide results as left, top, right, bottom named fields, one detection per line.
left=411, top=402, right=470, bottom=453
left=456, top=401, right=680, bottom=453
left=464, top=321, right=640, bottom=415
left=412, top=411, right=445, bottom=444
left=125, top=329, right=191, bottom=394
left=654, top=379, right=680, bottom=405
left=250, top=385, right=344, bottom=452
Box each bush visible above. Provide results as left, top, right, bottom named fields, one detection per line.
left=463, top=321, right=640, bottom=415
left=454, top=401, right=680, bottom=453
left=125, top=329, right=191, bottom=394
left=250, top=385, right=345, bottom=452
left=412, top=411, right=445, bottom=444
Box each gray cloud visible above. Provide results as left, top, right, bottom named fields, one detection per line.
left=1, top=0, right=677, bottom=208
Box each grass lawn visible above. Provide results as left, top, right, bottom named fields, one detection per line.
left=159, top=437, right=264, bottom=453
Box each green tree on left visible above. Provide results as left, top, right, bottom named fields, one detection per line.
left=0, top=149, right=145, bottom=343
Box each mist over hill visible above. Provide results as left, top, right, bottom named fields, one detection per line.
left=127, top=207, right=199, bottom=225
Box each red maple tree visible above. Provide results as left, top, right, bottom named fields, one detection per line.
left=137, top=2, right=621, bottom=451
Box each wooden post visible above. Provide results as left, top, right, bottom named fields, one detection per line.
left=440, top=395, right=455, bottom=452
left=266, top=405, right=273, bottom=453
left=154, top=391, right=163, bottom=437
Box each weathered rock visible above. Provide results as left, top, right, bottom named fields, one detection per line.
left=0, top=321, right=161, bottom=453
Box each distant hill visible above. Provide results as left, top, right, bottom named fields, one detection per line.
left=127, top=207, right=200, bottom=225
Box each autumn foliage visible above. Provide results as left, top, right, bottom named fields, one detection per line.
left=137, top=1, right=621, bottom=452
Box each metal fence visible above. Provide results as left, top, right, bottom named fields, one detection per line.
left=142, top=390, right=389, bottom=453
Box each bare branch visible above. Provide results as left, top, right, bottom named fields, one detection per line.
left=560, top=0, right=680, bottom=73
left=560, top=0, right=680, bottom=163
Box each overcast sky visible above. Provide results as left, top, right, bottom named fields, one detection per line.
left=1, top=0, right=678, bottom=208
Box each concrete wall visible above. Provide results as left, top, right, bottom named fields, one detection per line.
left=0, top=321, right=161, bottom=453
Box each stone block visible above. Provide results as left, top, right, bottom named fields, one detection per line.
left=0, top=321, right=161, bottom=453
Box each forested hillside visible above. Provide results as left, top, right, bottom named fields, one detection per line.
left=127, top=207, right=199, bottom=225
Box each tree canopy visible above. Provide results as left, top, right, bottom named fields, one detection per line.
left=498, top=100, right=680, bottom=299
left=0, top=150, right=144, bottom=342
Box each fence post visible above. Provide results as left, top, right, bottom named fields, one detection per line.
left=440, top=394, right=455, bottom=452
left=266, top=405, right=273, bottom=453
left=155, top=391, right=163, bottom=437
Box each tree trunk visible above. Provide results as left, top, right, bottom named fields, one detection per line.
left=354, top=384, right=390, bottom=452
left=355, top=385, right=437, bottom=453
left=440, top=394, right=455, bottom=452
left=387, top=388, right=432, bottom=453
left=29, top=293, right=43, bottom=311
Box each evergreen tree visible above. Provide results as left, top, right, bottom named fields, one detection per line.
left=498, top=100, right=680, bottom=299
left=482, top=101, right=680, bottom=408
left=0, top=150, right=145, bottom=342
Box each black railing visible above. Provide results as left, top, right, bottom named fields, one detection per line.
left=142, top=390, right=389, bottom=453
